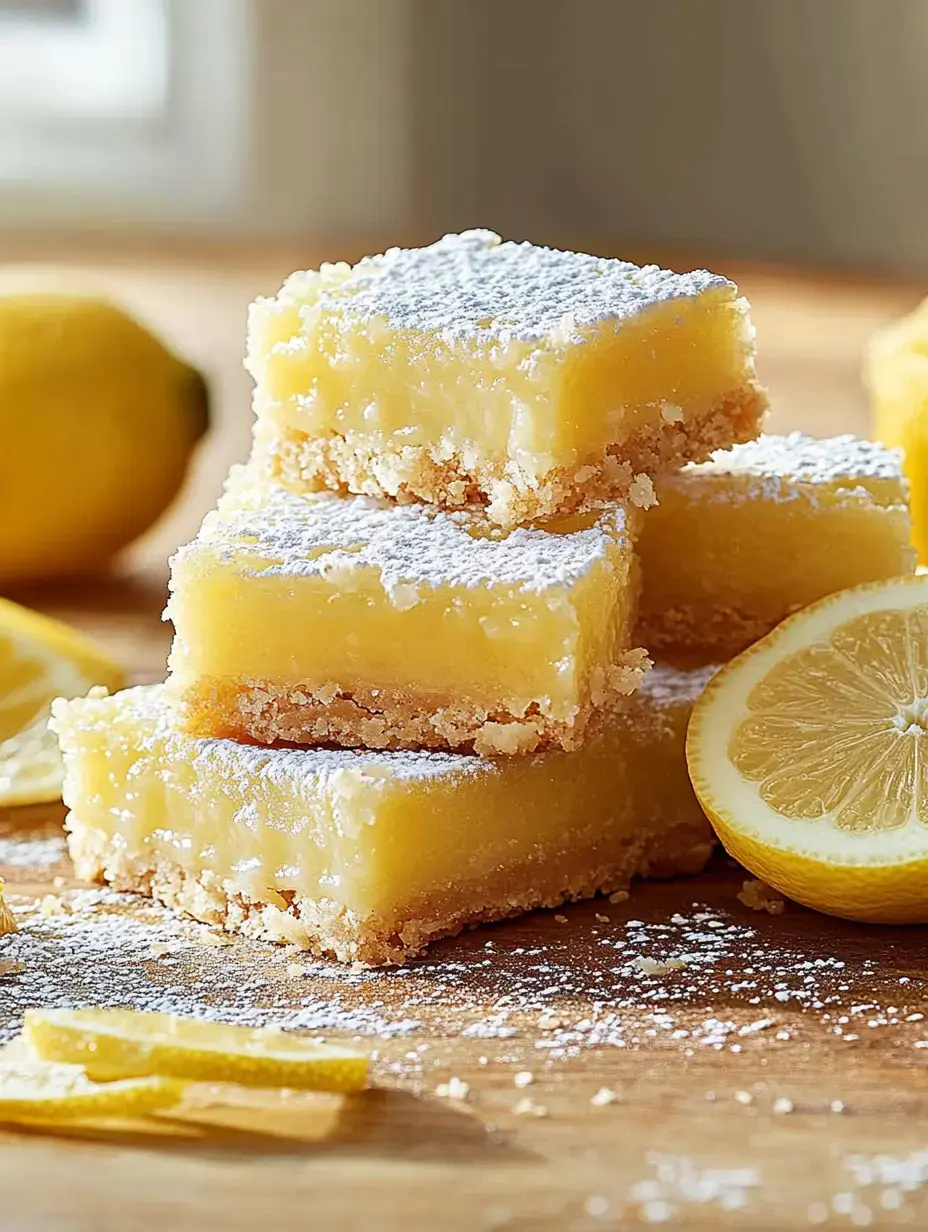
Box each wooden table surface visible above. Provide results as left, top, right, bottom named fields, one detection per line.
left=1, top=242, right=927, bottom=1231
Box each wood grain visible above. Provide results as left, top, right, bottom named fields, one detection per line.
left=1, top=243, right=927, bottom=1231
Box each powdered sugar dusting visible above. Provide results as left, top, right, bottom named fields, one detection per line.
left=630, top=1154, right=760, bottom=1220
left=5, top=850, right=925, bottom=1056
left=637, top=662, right=720, bottom=707
left=169, top=468, right=631, bottom=594
left=691, top=433, right=905, bottom=487
left=0, top=835, right=67, bottom=870
left=271, top=230, right=733, bottom=346
left=0, top=887, right=422, bottom=1043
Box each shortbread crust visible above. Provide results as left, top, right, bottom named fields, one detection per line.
left=68, top=823, right=711, bottom=966
left=254, top=385, right=764, bottom=527
left=176, top=655, right=649, bottom=757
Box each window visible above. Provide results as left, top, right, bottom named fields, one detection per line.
left=0, top=0, right=249, bottom=227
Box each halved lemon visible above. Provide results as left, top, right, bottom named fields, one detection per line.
left=0, top=598, right=123, bottom=806
left=23, top=1008, right=368, bottom=1092
left=0, top=1060, right=183, bottom=1125
left=687, top=574, right=928, bottom=923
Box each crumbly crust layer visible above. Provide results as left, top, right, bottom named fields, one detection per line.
left=255, top=384, right=766, bottom=528
left=174, top=652, right=651, bottom=756
left=635, top=604, right=793, bottom=657
left=68, top=819, right=714, bottom=965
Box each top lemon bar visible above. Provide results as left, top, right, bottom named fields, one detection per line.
left=247, top=230, right=767, bottom=526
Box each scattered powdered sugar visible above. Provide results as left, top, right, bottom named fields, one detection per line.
left=840, top=1149, right=928, bottom=1220
left=798, top=1151, right=928, bottom=1227
left=3, top=870, right=924, bottom=1066
left=168, top=466, right=631, bottom=595
left=630, top=1153, right=761, bottom=1220
left=4, top=827, right=928, bottom=1222
left=0, top=888, right=422, bottom=1044
left=843, top=1150, right=928, bottom=1191
left=637, top=662, right=719, bottom=708
left=269, top=894, right=928, bottom=1066
left=0, top=835, right=67, bottom=870
left=267, top=230, right=733, bottom=346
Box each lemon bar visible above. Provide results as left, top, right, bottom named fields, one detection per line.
left=165, top=470, right=647, bottom=755
left=51, top=669, right=714, bottom=965
left=637, top=433, right=916, bottom=653
left=247, top=230, right=766, bottom=527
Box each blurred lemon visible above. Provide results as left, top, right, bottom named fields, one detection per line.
left=0, top=597, right=123, bottom=806
left=866, top=297, right=928, bottom=562
left=0, top=1060, right=183, bottom=1125
left=0, top=878, right=16, bottom=935
left=0, top=291, right=209, bottom=584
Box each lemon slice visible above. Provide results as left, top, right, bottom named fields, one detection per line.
left=0, top=878, right=16, bottom=936
left=0, top=598, right=123, bottom=807
left=0, top=1060, right=183, bottom=1124
left=687, top=574, right=928, bottom=923
left=23, top=1009, right=368, bottom=1092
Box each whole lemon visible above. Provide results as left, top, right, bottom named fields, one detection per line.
left=0, top=292, right=209, bottom=584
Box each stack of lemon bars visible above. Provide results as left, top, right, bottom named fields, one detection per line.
left=51, top=232, right=917, bottom=964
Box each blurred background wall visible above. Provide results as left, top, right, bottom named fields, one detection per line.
left=2, top=0, right=928, bottom=273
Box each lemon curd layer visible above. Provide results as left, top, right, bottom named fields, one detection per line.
left=52, top=670, right=714, bottom=965
left=637, top=434, right=916, bottom=654
left=165, top=471, right=646, bottom=756
left=247, top=230, right=766, bottom=527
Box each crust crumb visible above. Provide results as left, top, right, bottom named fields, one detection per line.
left=737, top=879, right=786, bottom=916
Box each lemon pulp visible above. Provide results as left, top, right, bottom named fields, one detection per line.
left=730, top=606, right=928, bottom=831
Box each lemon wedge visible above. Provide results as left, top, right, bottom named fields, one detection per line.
left=0, top=598, right=123, bottom=806
left=687, top=574, right=928, bottom=923
left=0, top=1060, right=183, bottom=1125
left=0, top=878, right=16, bottom=936
left=23, top=1009, right=369, bottom=1092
